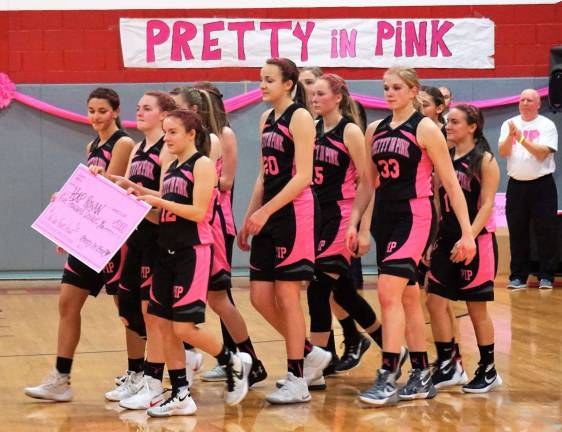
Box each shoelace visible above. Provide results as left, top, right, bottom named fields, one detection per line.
left=341, top=339, right=360, bottom=358
left=159, top=392, right=179, bottom=408
left=404, top=369, right=424, bottom=392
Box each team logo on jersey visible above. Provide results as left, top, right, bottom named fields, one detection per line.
left=386, top=241, right=398, bottom=253
left=276, top=246, right=287, bottom=259
left=173, top=285, right=184, bottom=299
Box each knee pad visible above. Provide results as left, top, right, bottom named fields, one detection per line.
left=118, top=287, right=146, bottom=338
left=307, top=272, right=334, bottom=333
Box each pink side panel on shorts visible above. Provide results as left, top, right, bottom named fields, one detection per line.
left=141, top=275, right=153, bottom=290
left=218, top=191, right=236, bottom=236
left=64, top=261, right=79, bottom=275
left=105, top=245, right=128, bottom=286
left=316, top=199, right=352, bottom=265
left=196, top=189, right=216, bottom=245
left=277, top=187, right=315, bottom=268
left=383, top=198, right=432, bottom=264
left=174, top=245, right=211, bottom=308
left=461, top=233, right=496, bottom=290
left=211, top=207, right=231, bottom=277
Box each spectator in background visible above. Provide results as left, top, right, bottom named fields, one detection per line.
left=439, top=86, right=453, bottom=121
left=498, top=89, right=559, bottom=290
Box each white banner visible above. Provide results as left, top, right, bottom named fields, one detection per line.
left=120, top=18, right=494, bottom=69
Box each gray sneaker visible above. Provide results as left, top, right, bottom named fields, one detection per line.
left=507, top=278, right=527, bottom=290
left=539, top=278, right=553, bottom=290
left=398, top=368, right=437, bottom=400
left=202, top=364, right=227, bottom=382
left=359, top=369, right=399, bottom=406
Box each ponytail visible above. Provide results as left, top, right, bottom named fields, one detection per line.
left=293, top=80, right=307, bottom=106
left=452, top=104, right=494, bottom=177
left=196, top=125, right=211, bottom=157
left=318, top=73, right=364, bottom=131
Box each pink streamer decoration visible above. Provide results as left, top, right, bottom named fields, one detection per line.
left=352, top=87, right=550, bottom=110
left=0, top=69, right=549, bottom=128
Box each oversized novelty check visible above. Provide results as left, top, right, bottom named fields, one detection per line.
left=32, top=164, right=151, bottom=272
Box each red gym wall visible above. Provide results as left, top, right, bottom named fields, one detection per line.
left=1, top=4, right=562, bottom=84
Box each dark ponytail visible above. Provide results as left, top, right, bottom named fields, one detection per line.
left=166, top=109, right=211, bottom=157
left=420, top=86, right=446, bottom=125
left=453, top=104, right=494, bottom=177
left=265, top=58, right=307, bottom=106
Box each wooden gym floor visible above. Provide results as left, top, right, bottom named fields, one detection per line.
left=1, top=275, right=561, bottom=432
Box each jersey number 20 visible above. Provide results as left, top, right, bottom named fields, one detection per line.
left=263, top=156, right=279, bottom=175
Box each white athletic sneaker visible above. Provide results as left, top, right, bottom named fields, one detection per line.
left=225, top=352, right=252, bottom=406
left=147, top=387, right=197, bottom=417
left=105, top=371, right=144, bottom=401
left=304, top=346, right=332, bottom=384
left=276, top=374, right=326, bottom=390
left=185, top=349, right=204, bottom=385
left=267, top=372, right=311, bottom=404
left=119, top=375, right=166, bottom=410
left=24, top=370, right=73, bottom=402
left=114, top=371, right=128, bottom=386
left=202, top=364, right=227, bottom=382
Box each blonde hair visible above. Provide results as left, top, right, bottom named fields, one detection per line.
left=383, top=66, right=422, bottom=112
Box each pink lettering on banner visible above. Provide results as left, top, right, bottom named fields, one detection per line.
left=331, top=30, right=339, bottom=59
left=375, top=21, right=394, bottom=56
left=260, top=21, right=292, bottom=58
left=171, top=21, right=197, bottom=61
left=394, top=21, right=403, bottom=57
left=202, top=21, right=224, bottom=61
left=146, top=20, right=170, bottom=63
left=340, top=29, right=357, bottom=58
left=227, top=21, right=255, bottom=60
left=292, top=22, right=315, bottom=61
left=430, top=20, right=453, bottom=57
left=405, top=21, right=427, bottom=57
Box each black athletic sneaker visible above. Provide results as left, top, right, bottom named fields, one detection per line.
left=335, top=334, right=371, bottom=373
left=432, top=357, right=468, bottom=389
left=323, top=353, right=339, bottom=377
left=462, top=363, right=502, bottom=394
left=248, top=359, right=268, bottom=387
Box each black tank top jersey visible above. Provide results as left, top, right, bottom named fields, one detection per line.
left=438, top=148, right=495, bottom=237
left=87, top=129, right=129, bottom=170
left=371, top=111, right=433, bottom=201
left=313, top=117, right=356, bottom=203
left=158, top=152, right=213, bottom=250
left=261, top=103, right=306, bottom=203
left=129, top=137, right=165, bottom=192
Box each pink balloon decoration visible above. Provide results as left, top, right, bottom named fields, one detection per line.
left=0, top=73, right=16, bottom=109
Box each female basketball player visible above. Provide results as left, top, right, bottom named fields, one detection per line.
left=308, top=74, right=385, bottom=376
left=24, top=88, right=135, bottom=402
left=172, top=87, right=267, bottom=386
left=347, top=67, right=476, bottom=406
left=426, top=105, right=502, bottom=393
left=238, top=58, right=330, bottom=404
left=106, top=91, right=178, bottom=410
left=138, top=109, right=251, bottom=416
